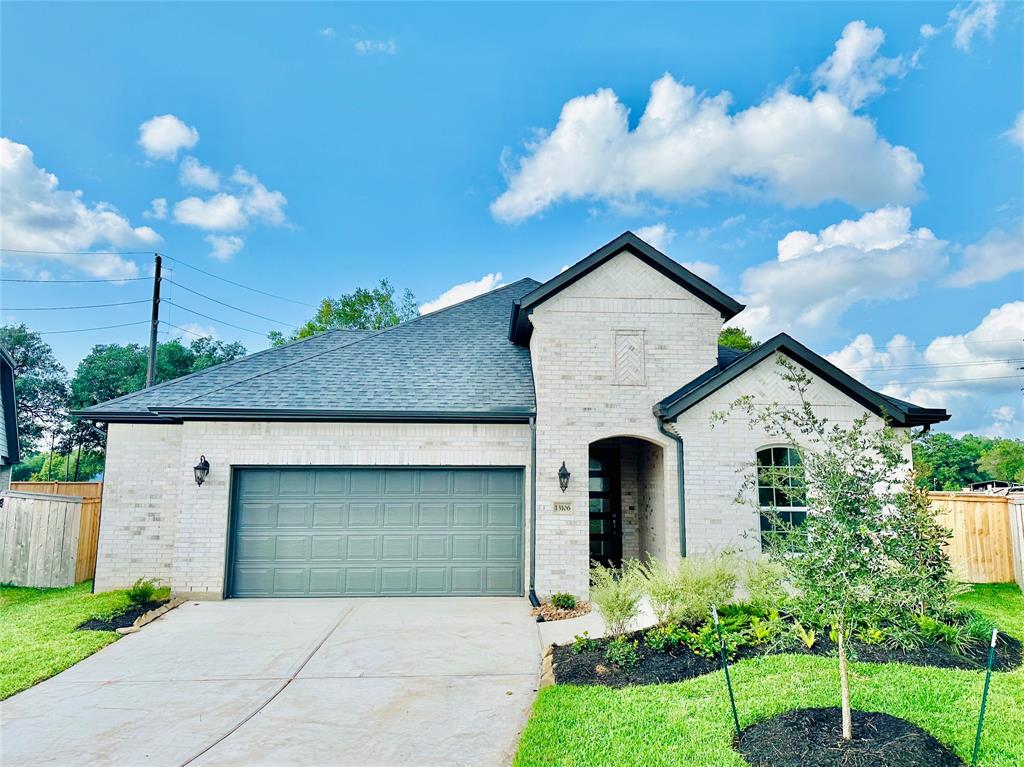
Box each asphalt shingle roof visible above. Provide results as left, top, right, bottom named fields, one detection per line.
left=79, top=279, right=540, bottom=421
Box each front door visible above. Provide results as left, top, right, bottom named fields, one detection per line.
left=588, top=451, right=622, bottom=567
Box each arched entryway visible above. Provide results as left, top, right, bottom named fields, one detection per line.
left=588, top=436, right=665, bottom=567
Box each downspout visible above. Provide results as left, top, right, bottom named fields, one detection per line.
left=656, top=414, right=686, bottom=558
left=528, top=415, right=540, bottom=606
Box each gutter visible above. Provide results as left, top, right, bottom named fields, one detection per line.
left=528, top=416, right=540, bottom=606
left=656, top=414, right=686, bottom=558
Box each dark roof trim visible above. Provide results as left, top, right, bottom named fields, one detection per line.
left=655, top=333, right=950, bottom=427
left=510, top=231, right=745, bottom=344
left=73, top=407, right=535, bottom=425
left=1, top=347, right=20, bottom=464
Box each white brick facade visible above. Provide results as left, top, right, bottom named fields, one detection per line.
left=96, top=421, right=531, bottom=596
left=95, top=247, right=916, bottom=601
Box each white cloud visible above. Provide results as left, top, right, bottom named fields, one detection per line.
left=144, top=197, right=168, bottom=220
left=734, top=206, right=947, bottom=340
left=179, top=156, right=220, bottom=191
left=945, top=225, right=1024, bottom=286
left=812, top=21, right=908, bottom=110
left=1005, top=111, right=1024, bottom=149
left=920, top=23, right=940, bottom=38
left=137, top=114, right=199, bottom=160
left=0, top=137, right=159, bottom=279
left=687, top=214, right=746, bottom=242
left=174, top=193, right=247, bottom=230
left=420, top=273, right=504, bottom=315
left=205, top=234, right=244, bottom=261
left=354, top=39, right=397, bottom=55
left=827, top=301, right=1024, bottom=432
left=172, top=168, right=287, bottom=231
left=680, top=261, right=722, bottom=283
left=949, top=0, right=1001, bottom=52
left=231, top=167, right=288, bottom=226
left=176, top=322, right=219, bottom=340
left=319, top=27, right=336, bottom=38
left=634, top=223, right=676, bottom=251
left=491, top=74, right=922, bottom=223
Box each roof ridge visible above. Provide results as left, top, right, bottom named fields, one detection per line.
left=162, top=278, right=540, bottom=410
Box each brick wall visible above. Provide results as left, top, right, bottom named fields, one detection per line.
left=95, top=421, right=531, bottom=597
left=672, top=354, right=913, bottom=558
left=95, top=422, right=184, bottom=591
left=530, top=251, right=723, bottom=596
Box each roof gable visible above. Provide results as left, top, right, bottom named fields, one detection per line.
left=656, top=333, right=950, bottom=427
left=510, top=231, right=744, bottom=344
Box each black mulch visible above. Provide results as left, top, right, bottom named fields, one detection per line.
left=552, top=629, right=1021, bottom=688
left=735, top=707, right=965, bottom=767
left=77, top=599, right=168, bottom=632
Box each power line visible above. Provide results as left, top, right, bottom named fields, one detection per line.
left=160, top=254, right=316, bottom=308
left=37, top=321, right=150, bottom=335
left=826, top=336, right=1023, bottom=354
left=161, top=321, right=214, bottom=339
left=162, top=300, right=266, bottom=336
left=856, top=358, right=1024, bottom=373
left=4, top=299, right=149, bottom=311
left=1, top=277, right=149, bottom=284
left=882, top=374, right=1022, bottom=386
left=0, top=248, right=154, bottom=255
left=162, top=279, right=293, bottom=326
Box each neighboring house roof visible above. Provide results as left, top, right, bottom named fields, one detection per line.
left=0, top=346, right=20, bottom=465
left=509, top=231, right=745, bottom=345
left=655, top=333, right=950, bottom=427
left=75, top=280, right=541, bottom=423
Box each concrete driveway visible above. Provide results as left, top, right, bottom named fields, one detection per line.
left=0, top=598, right=541, bottom=767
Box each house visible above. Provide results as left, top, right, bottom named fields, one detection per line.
left=1, top=346, right=21, bottom=489
left=76, top=232, right=950, bottom=600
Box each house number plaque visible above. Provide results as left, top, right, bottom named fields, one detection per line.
left=553, top=501, right=573, bottom=513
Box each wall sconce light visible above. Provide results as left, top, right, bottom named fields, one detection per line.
left=193, top=455, right=210, bottom=487
left=558, top=461, right=570, bottom=493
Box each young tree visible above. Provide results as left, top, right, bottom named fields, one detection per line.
left=0, top=323, right=69, bottom=452
left=718, top=356, right=959, bottom=741
left=269, top=279, right=418, bottom=345
left=717, top=326, right=760, bottom=352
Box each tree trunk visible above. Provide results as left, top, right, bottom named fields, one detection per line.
left=838, top=626, right=852, bottom=740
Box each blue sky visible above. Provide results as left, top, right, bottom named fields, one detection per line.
left=1, top=1, right=1021, bottom=435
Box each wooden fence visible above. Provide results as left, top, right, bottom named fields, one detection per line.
left=929, top=492, right=1022, bottom=585
left=5, top=481, right=103, bottom=584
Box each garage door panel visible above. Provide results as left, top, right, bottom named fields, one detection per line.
left=229, top=468, right=523, bottom=597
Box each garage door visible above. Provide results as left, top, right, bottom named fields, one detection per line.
left=228, top=467, right=524, bottom=597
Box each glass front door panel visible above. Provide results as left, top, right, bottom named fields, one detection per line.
left=588, top=451, right=622, bottom=567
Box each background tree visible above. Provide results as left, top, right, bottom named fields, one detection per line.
left=0, top=323, right=69, bottom=452
left=718, top=356, right=960, bottom=741
left=717, top=326, right=759, bottom=352
left=69, top=336, right=246, bottom=450
left=269, top=279, right=418, bottom=345
left=11, top=449, right=105, bottom=482
left=978, top=438, right=1024, bottom=482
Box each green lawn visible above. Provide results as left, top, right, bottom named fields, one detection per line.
left=0, top=581, right=168, bottom=700
left=515, top=584, right=1024, bottom=767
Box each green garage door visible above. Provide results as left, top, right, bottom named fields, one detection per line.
left=228, top=467, right=524, bottom=597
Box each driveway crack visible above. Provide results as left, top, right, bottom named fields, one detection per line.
left=178, top=604, right=356, bottom=766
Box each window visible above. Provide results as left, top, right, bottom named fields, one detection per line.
left=756, top=446, right=807, bottom=547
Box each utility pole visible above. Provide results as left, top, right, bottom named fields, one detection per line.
left=145, top=253, right=162, bottom=388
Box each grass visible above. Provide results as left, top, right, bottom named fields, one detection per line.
left=0, top=580, right=169, bottom=700
left=515, top=584, right=1024, bottom=767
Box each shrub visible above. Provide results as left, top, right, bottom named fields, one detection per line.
left=636, top=552, right=738, bottom=627
left=963, top=611, right=997, bottom=644
left=126, top=577, right=160, bottom=606
left=644, top=623, right=688, bottom=652
left=551, top=592, right=577, bottom=610
left=604, top=636, right=640, bottom=668
left=792, top=621, right=816, bottom=650
left=748, top=615, right=781, bottom=645
left=915, top=614, right=974, bottom=654
left=590, top=561, right=644, bottom=638
left=743, top=558, right=790, bottom=612
left=570, top=631, right=600, bottom=654
left=682, top=623, right=744, bottom=659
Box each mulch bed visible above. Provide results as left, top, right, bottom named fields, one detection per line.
left=77, top=599, right=168, bottom=632
left=552, top=628, right=1021, bottom=688
left=532, top=601, right=593, bottom=622
left=735, top=707, right=965, bottom=767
